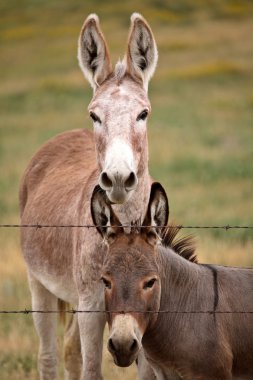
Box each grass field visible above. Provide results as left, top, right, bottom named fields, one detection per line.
left=0, top=0, right=253, bottom=378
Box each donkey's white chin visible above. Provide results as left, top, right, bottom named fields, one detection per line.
left=106, top=189, right=133, bottom=204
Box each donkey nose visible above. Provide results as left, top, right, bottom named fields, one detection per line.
left=100, top=171, right=113, bottom=190
left=124, top=171, right=138, bottom=191
left=99, top=171, right=138, bottom=192
left=108, top=337, right=140, bottom=356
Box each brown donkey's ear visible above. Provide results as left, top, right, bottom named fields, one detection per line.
left=125, top=13, right=158, bottom=91
left=78, top=14, right=112, bottom=90
left=142, top=182, right=169, bottom=246
left=91, top=185, right=123, bottom=244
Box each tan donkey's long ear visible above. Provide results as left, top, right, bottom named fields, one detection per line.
left=142, top=183, right=169, bottom=246
left=78, top=14, right=112, bottom=90
left=91, top=185, right=123, bottom=244
left=126, top=13, right=158, bottom=91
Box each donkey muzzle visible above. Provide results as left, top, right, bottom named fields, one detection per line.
left=99, top=171, right=138, bottom=204
left=108, top=335, right=141, bottom=367
left=107, top=314, right=142, bottom=367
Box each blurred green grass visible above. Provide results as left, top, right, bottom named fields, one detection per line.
left=0, top=0, right=253, bottom=378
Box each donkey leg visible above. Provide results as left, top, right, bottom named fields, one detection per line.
left=77, top=289, right=106, bottom=380
left=64, top=314, right=82, bottom=380
left=28, top=273, right=58, bottom=380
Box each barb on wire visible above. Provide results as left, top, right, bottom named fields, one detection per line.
left=0, top=309, right=253, bottom=315
left=0, top=224, right=252, bottom=229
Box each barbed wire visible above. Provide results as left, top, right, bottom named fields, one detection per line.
left=0, top=223, right=252, bottom=316
left=0, top=309, right=252, bottom=315
left=0, top=224, right=252, bottom=230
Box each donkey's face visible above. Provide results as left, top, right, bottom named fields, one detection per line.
left=91, top=182, right=169, bottom=367
left=78, top=13, right=158, bottom=203
left=102, top=235, right=160, bottom=367
left=88, top=77, right=150, bottom=204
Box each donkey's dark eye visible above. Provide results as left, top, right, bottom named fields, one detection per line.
left=101, top=277, right=112, bottom=289
left=143, top=278, right=157, bottom=290
left=136, top=110, right=148, bottom=121
left=90, top=111, right=101, bottom=124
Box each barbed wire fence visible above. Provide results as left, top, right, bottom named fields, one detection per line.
left=0, top=223, right=252, bottom=229
left=0, top=223, right=252, bottom=315
left=1, top=310, right=253, bottom=315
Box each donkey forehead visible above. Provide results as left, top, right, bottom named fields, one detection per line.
left=89, top=77, right=150, bottom=111
left=103, top=236, right=158, bottom=274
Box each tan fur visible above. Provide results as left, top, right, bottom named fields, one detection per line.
left=64, top=315, right=82, bottom=379
left=20, top=13, right=159, bottom=380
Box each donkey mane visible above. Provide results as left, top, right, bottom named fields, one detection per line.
left=114, top=61, right=127, bottom=84
left=161, top=225, right=198, bottom=263
left=127, top=222, right=197, bottom=263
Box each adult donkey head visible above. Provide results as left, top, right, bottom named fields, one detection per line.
left=78, top=13, right=158, bottom=203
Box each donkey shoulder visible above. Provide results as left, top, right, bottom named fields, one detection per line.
left=19, top=129, right=96, bottom=214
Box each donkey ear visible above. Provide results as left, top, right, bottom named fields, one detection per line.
left=91, top=185, right=123, bottom=244
left=142, top=183, right=169, bottom=245
left=126, top=13, right=158, bottom=91
left=78, top=14, right=112, bottom=90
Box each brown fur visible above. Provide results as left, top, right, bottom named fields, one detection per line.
left=92, top=183, right=253, bottom=380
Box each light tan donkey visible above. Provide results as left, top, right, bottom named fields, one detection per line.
left=20, top=13, right=160, bottom=380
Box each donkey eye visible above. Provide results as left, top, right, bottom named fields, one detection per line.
left=143, top=278, right=157, bottom=290
left=101, top=277, right=112, bottom=289
left=90, top=111, right=101, bottom=124
left=136, top=109, right=148, bottom=122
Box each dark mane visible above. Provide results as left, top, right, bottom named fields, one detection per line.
left=161, top=225, right=198, bottom=263
left=128, top=221, right=198, bottom=263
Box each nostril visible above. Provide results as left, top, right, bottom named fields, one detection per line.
left=124, top=172, right=137, bottom=190
left=130, top=339, right=138, bottom=353
left=108, top=338, right=116, bottom=353
left=100, top=172, right=113, bottom=189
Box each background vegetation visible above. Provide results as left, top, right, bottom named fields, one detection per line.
left=0, top=0, right=252, bottom=378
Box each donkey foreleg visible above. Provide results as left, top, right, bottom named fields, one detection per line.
left=78, top=292, right=106, bottom=380
left=28, top=272, right=58, bottom=380
left=64, top=313, right=83, bottom=380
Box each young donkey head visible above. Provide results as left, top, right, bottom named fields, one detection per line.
left=78, top=13, right=158, bottom=203
left=91, top=182, right=168, bottom=367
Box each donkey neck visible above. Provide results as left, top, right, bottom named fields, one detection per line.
left=112, top=166, right=151, bottom=227
left=142, top=247, right=200, bottom=357
left=158, top=246, right=200, bottom=310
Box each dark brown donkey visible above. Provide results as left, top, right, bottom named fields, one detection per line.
left=91, top=182, right=253, bottom=380
left=20, top=13, right=159, bottom=380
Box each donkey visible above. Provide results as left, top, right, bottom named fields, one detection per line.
left=91, top=182, right=253, bottom=380
left=20, top=13, right=158, bottom=380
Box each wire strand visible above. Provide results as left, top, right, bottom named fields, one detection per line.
left=0, top=309, right=253, bottom=315
left=0, top=224, right=252, bottom=229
